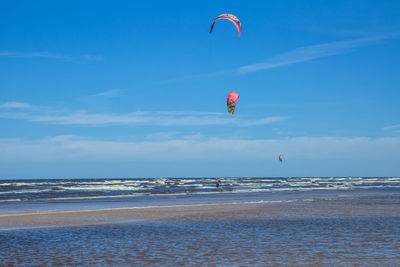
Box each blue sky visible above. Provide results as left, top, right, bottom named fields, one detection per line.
left=1, top=0, right=399, bottom=178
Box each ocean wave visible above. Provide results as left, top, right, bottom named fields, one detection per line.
left=1, top=177, right=400, bottom=203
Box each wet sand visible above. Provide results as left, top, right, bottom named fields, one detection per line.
left=1, top=193, right=400, bottom=265
left=1, top=193, right=400, bottom=230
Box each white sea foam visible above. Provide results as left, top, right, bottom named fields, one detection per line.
left=1, top=177, right=400, bottom=203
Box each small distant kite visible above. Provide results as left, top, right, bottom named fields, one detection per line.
left=210, top=14, right=242, bottom=37
left=227, top=91, right=240, bottom=115
left=279, top=154, right=283, bottom=162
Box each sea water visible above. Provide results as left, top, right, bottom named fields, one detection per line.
left=1, top=177, right=400, bottom=265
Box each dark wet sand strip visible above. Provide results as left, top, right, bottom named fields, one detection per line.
left=1, top=194, right=400, bottom=230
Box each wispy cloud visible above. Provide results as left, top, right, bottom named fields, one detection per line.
left=92, top=89, right=122, bottom=98
left=1, top=135, right=399, bottom=162
left=31, top=111, right=287, bottom=127
left=1, top=135, right=399, bottom=177
left=0, top=101, right=36, bottom=109
left=382, top=124, right=400, bottom=131
left=0, top=51, right=102, bottom=63
left=241, top=116, right=287, bottom=126
left=162, top=33, right=399, bottom=83
left=0, top=102, right=286, bottom=127
left=239, top=33, right=398, bottom=74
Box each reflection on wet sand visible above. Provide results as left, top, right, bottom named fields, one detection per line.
left=1, top=193, right=400, bottom=265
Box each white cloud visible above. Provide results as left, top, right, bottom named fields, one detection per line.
left=242, top=116, right=287, bottom=126
left=0, top=51, right=102, bottom=63
left=238, top=34, right=397, bottom=74
left=0, top=135, right=399, bottom=162
left=0, top=102, right=36, bottom=109
left=0, top=102, right=286, bottom=127
left=382, top=124, right=400, bottom=131
left=161, top=33, right=399, bottom=83
left=92, top=89, right=122, bottom=98
left=34, top=111, right=285, bottom=127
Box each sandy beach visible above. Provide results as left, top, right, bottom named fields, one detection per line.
left=1, top=192, right=400, bottom=230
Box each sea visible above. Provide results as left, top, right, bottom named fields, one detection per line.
left=1, top=177, right=400, bottom=266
